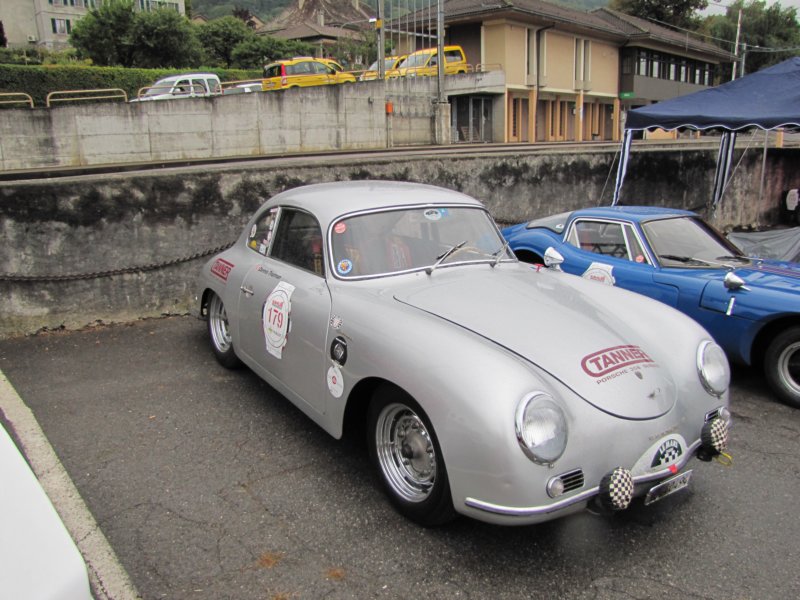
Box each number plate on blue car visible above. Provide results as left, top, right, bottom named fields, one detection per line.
left=644, top=470, right=693, bottom=506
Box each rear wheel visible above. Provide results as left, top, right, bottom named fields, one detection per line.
left=367, top=385, right=456, bottom=526
left=207, top=292, right=240, bottom=368
left=764, top=326, right=800, bottom=408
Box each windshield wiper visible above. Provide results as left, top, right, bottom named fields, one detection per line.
left=426, top=240, right=466, bottom=275
left=660, top=254, right=729, bottom=268
left=491, top=241, right=511, bottom=267
left=716, top=255, right=751, bottom=263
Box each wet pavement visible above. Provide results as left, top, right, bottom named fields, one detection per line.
left=0, top=316, right=798, bottom=600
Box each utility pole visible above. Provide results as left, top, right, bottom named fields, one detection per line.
left=731, top=7, right=742, bottom=80
left=436, top=0, right=445, bottom=102
left=377, top=0, right=385, bottom=79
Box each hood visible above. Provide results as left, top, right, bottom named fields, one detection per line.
left=393, top=266, right=678, bottom=420
left=736, top=258, right=800, bottom=290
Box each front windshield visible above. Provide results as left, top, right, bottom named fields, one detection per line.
left=400, top=52, right=432, bottom=68
left=642, top=216, right=745, bottom=267
left=143, top=79, right=174, bottom=97
left=330, top=206, right=514, bottom=278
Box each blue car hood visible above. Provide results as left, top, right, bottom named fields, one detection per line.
left=698, top=259, right=800, bottom=314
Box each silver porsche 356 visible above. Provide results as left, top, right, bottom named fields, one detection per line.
left=197, top=181, right=731, bottom=526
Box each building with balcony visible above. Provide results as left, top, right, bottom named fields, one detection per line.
left=0, top=0, right=185, bottom=50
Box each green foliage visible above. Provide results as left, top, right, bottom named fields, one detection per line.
left=0, top=64, right=260, bottom=107
left=197, top=16, right=253, bottom=67
left=608, top=0, right=709, bottom=28
left=70, top=0, right=138, bottom=67
left=704, top=1, right=800, bottom=74
left=131, top=9, right=203, bottom=68
left=230, top=36, right=314, bottom=69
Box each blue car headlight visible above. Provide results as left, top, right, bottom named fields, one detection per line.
left=515, top=392, right=568, bottom=466
left=697, top=340, right=730, bottom=397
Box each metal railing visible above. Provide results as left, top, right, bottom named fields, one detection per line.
left=46, top=88, right=128, bottom=107
left=0, top=92, right=34, bottom=108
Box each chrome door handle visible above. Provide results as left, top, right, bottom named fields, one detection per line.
left=240, top=285, right=254, bottom=296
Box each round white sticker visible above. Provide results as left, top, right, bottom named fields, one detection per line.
left=327, top=365, right=344, bottom=398
left=263, top=282, right=295, bottom=359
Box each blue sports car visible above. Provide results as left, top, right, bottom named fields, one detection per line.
left=502, top=206, right=800, bottom=408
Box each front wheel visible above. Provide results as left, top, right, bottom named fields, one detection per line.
left=764, top=326, right=800, bottom=408
left=367, top=385, right=456, bottom=526
left=207, top=292, right=240, bottom=369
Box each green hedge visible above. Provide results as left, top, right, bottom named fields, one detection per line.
left=0, top=64, right=263, bottom=108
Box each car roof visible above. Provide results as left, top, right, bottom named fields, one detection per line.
left=569, top=205, right=697, bottom=222
left=266, top=181, right=484, bottom=228
left=154, top=73, right=218, bottom=83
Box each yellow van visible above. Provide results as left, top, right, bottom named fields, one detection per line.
left=396, top=46, right=468, bottom=77
left=262, top=57, right=356, bottom=91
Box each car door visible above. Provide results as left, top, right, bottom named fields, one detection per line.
left=236, top=207, right=332, bottom=416
left=564, top=218, right=680, bottom=306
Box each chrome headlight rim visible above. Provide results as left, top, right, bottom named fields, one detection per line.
left=515, top=391, right=568, bottom=466
left=697, top=340, right=730, bottom=397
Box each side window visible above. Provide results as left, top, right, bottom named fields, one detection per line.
left=271, top=209, right=325, bottom=276
left=247, top=208, right=279, bottom=256
left=174, top=79, right=190, bottom=94
left=571, top=221, right=629, bottom=258
left=446, top=50, right=462, bottom=63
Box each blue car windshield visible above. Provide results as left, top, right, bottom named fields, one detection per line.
left=329, top=206, right=513, bottom=279
left=642, top=217, right=744, bottom=267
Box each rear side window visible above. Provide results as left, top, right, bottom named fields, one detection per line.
left=270, top=209, right=325, bottom=276
left=445, top=50, right=463, bottom=63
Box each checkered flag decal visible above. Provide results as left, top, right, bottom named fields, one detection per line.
left=599, top=467, right=634, bottom=511
left=702, top=418, right=729, bottom=453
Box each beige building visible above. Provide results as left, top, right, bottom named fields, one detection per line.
left=392, top=0, right=731, bottom=144
left=0, top=0, right=185, bottom=50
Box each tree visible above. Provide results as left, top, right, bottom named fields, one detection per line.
left=609, top=0, right=709, bottom=29
left=69, top=0, right=137, bottom=67
left=705, top=1, right=800, bottom=74
left=131, top=9, right=202, bottom=68
left=230, top=35, right=314, bottom=69
left=0, top=21, right=7, bottom=48
left=197, top=16, right=252, bottom=67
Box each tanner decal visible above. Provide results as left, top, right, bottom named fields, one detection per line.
left=330, top=315, right=343, bottom=330
left=211, top=258, right=234, bottom=282
left=327, top=365, right=344, bottom=398
left=262, top=282, right=295, bottom=359
left=581, top=345, right=656, bottom=383
left=582, top=262, right=615, bottom=286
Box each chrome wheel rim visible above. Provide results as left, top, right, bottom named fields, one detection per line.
left=208, top=294, right=232, bottom=353
left=375, top=403, right=436, bottom=503
left=777, top=340, right=800, bottom=395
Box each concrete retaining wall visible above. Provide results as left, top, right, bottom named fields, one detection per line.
left=1, top=145, right=798, bottom=338
left=0, top=78, right=447, bottom=170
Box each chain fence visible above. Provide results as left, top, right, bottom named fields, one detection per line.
left=0, top=242, right=234, bottom=283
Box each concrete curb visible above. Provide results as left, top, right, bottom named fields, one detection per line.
left=0, top=370, right=141, bottom=600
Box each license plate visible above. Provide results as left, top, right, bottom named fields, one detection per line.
left=644, top=470, right=693, bottom=506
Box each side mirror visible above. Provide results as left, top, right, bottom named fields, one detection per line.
left=544, top=247, right=564, bottom=271
left=723, top=271, right=750, bottom=291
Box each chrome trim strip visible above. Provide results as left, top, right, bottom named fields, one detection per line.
left=465, top=439, right=703, bottom=517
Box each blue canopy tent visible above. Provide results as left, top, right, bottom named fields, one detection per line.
left=612, top=56, right=800, bottom=206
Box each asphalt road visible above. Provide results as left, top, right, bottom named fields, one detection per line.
left=0, top=316, right=798, bottom=600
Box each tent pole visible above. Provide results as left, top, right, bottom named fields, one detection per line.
left=612, top=130, right=632, bottom=206
left=758, top=130, right=768, bottom=209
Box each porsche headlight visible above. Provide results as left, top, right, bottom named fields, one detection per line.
left=697, top=340, right=730, bottom=396
left=515, top=392, right=568, bottom=465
